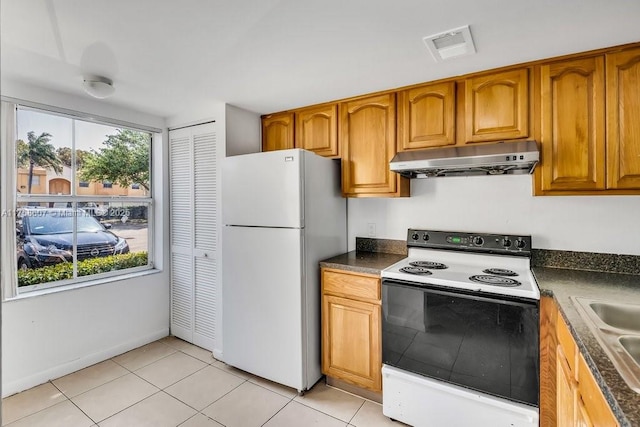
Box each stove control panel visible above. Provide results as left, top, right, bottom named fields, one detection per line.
left=407, top=229, right=532, bottom=256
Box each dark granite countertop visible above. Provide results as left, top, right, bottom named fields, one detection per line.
left=320, top=250, right=406, bottom=275
left=534, top=267, right=640, bottom=427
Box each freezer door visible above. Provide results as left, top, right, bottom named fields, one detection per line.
left=222, top=225, right=309, bottom=390
left=222, top=150, right=303, bottom=228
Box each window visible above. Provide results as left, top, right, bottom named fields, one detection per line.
left=5, top=104, right=155, bottom=295
left=131, top=183, right=140, bottom=189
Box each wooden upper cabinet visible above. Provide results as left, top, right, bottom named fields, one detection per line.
left=465, top=68, right=529, bottom=143
left=606, top=48, right=640, bottom=189
left=539, top=56, right=606, bottom=192
left=398, top=81, right=456, bottom=150
left=262, top=112, right=294, bottom=152
left=340, top=93, right=409, bottom=197
left=295, top=104, right=339, bottom=158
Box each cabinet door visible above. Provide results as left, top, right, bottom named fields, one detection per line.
left=262, top=112, right=294, bottom=152
left=465, top=68, right=529, bottom=142
left=576, top=399, right=594, bottom=427
left=398, top=81, right=455, bottom=150
left=540, top=57, right=606, bottom=191
left=556, top=346, right=577, bottom=427
left=295, top=104, right=339, bottom=158
left=577, top=353, right=618, bottom=427
left=322, top=294, right=381, bottom=391
left=606, top=48, right=640, bottom=189
left=340, top=93, right=408, bottom=197
left=169, top=123, right=220, bottom=352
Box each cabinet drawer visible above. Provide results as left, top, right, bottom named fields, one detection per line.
left=322, top=269, right=380, bottom=301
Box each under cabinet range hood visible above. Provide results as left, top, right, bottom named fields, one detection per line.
left=390, top=140, right=539, bottom=178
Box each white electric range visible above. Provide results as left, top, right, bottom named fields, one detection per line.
left=381, top=229, right=540, bottom=427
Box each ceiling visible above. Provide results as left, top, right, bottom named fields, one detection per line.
left=3, top=0, right=640, bottom=119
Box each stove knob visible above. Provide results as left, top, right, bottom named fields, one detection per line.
left=516, top=239, right=526, bottom=249
left=411, top=232, right=419, bottom=240
left=474, top=237, right=484, bottom=246
left=502, top=238, right=512, bottom=248
left=422, top=233, right=429, bottom=241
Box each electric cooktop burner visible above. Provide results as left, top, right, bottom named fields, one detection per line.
left=409, top=261, right=448, bottom=270
left=469, top=275, right=521, bottom=287
left=482, top=268, right=518, bottom=276
left=399, top=266, right=433, bottom=275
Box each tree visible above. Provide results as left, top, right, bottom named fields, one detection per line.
left=56, top=147, right=90, bottom=168
left=79, top=129, right=150, bottom=191
left=17, top=131, right=63, bottom=194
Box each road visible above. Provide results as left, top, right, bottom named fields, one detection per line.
left=109, top=222, right=148, bottom=253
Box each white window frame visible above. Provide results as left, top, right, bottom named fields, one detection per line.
left=1, top=100, right=161, bottom=298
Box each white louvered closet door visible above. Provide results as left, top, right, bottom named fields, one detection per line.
left=169, top=122, right=219, bottom=352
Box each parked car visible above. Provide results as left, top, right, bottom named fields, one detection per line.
left=16, top=207, right=129, bottom=270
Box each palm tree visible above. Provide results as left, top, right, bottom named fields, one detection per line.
left=17, top=131, right=63, bottom=194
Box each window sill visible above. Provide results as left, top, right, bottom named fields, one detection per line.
left=4, top=268, right=163, bottom=302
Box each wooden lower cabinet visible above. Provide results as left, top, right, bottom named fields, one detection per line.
left=321, top=268, right=382, bottom=392
left=556, top=345, right=577, bottom=426
left=540, top=296, right=619, bottom=427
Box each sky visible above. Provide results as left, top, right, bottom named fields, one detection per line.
left=17, top=108, right=121, bottom=152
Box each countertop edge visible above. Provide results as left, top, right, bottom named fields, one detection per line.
left=319, top=250, right=406, bottom=276
left=319, top=261, right=384, bottom=276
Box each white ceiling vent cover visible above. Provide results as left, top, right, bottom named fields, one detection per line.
left=423, top=25, right=476, bottom=62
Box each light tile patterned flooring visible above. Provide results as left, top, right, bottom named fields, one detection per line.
left=2, top=337, right=401, bottom=427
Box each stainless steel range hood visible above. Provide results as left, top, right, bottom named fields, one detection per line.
left=390, top=140, right=539, bottom=178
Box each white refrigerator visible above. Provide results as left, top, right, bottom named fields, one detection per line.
left=221, top=149, right=346, bottom=392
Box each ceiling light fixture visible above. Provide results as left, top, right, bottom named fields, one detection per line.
left=82, top=75, right=115, bottom=99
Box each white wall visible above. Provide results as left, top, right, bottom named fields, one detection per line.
left=1, top=81, right=170, bottom=396
left=225, top=104, right=261, bottom=156
left=348, top=175, right=640, bottom=255
left=2, top=275, right=169, bottom=396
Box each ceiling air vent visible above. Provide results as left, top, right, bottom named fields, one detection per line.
left=423, top=25, right=476, bottom=62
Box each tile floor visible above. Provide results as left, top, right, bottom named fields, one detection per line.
left=2, top=336, right=402, bottom=427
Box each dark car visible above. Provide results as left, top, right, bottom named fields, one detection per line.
left=17, top=208, right=129, bottom=270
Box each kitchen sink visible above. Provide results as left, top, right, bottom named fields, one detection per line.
left=573, top=297, right=640, bottom=393
left=589, top=302, right=640, bottom=333
left=620, top=336, right=640, bottom=365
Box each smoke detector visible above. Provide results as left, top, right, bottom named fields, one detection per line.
left=423, top=25, right=476, bottom=62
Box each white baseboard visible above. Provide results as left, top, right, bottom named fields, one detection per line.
left=2, top=328, right=169, bottom=398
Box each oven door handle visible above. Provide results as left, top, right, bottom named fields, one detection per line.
left=381, top=278, right=538, bottom=309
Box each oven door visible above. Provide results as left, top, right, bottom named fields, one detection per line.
left=382, top=278, right=539, bottom=406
